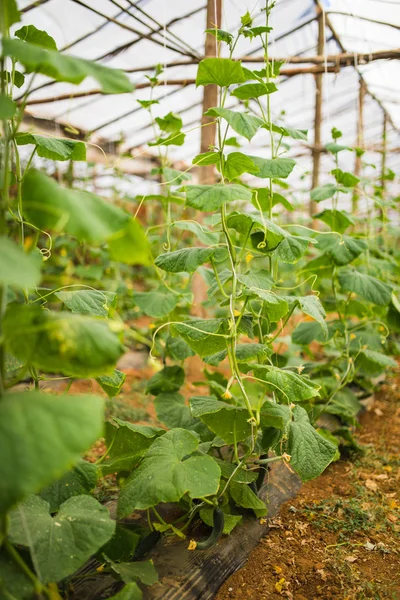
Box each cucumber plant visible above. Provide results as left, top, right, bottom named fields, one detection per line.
left=0, top=0, right=398, bottom=598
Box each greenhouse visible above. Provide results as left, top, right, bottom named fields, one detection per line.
left=0, top=0, right=399, bottom=598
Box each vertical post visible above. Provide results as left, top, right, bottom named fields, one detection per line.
left=352, top=78, right=365, bottom=214
left=310, top=5, right=324, bottom=222
left=380, top=112, right=388, bottom=192
left=199, top=0, right=222, bottom=184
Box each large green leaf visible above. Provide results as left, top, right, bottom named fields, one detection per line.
left=0, top=391, right=103, bottom=514
left=331, top=168, right=359, bottom=187
left=355, top=349, right=397, bottom=376
left=171, top=318, right=229, bottom=357
left=196, top=58, right=245, bottom=87
left=190, top=396, right=252, bottom=444
left=0, top=237, right=41, bottom=288
left=185, top=183, right=252, bottom=211
left=224, top=152, right=259, bottom=180
left=105, top=557, right=158, bottom=586
left=230, top=482, right=267, bottom=516
left=0, top=94, right=16, bottom=118
left=9, top=495, right=115, bottom=583
left=101, top=419, right=163, bottom=476
left=108, top=218, right=151, bottom=266
left=288, top=406, right=337, bottom=481
left=248, top=156, right=296, bottom=178
left=205, top=343, right=271, bottom=366
left=22, top=169, right=127, bottom=242
left=245, top=289, right=289, bottom=322
left=276, top=235, right=310, bottom=263
left=227, top=212, right=286, bottom=251
left=338, top=270, right=392, bottom=306
left=117, top=429, right=221, bottom=516
left=297, top=295, right=328, bottom=338
left=205, top=107, right=263, bottom=140
left=155, top=247, right=225, bottom=273
left=2, top=38, right=133, bottom=93
left=0, top=0, right=20, bottom=30
left=316, top=234, right=367, bottom=266
left=106, top=583, right=143, bottom=600
left=173, top=220, right=219, bottom=245
left=146, top=365, right=185, bottom=395
left=0, top=548, right=34, bottom=600
left=55, top=289, right=117, bottom=317
left=15, top=24, right=57, bottom=49
left=314, top=209, right=354, bottom=233
left=237, top=269, right=274, bottom=291
left=4, top=304, right=124, bottom=378
left=96, top=369, right=126, bottom=398
left=264, top=123, right=308, bottom=141
left=155, top=393, right=194, bottom=429
left=39, top=460, right=98, bottom=513
left=292, top=321, right=325, bottom=345
left=252, top=365, right=320, bottom=403
left=15, top=132, right=86, bottom=161
left=135, top=287, right=178, bottom=317
left=231, top=82, right=277, bottom=99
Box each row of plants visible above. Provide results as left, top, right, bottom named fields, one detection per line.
left=1, top=1, right=399, bottom=598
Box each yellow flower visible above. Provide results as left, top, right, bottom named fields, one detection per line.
left=234, top=309, right=241, bottom=317
left=149, top=323, right=156, bottom=330
left=245, top=253, right=254, bottom=264
left=350, top=333, right=356, bottom=340
left=222, top=390, right=232, bottom=400
left=188, top=540, right=197, bottom=551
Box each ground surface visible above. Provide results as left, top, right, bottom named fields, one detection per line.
left=215, top=379, right=400, bottom=600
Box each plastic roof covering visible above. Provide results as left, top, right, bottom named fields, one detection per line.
left=13, top=0, right=400, bottom=207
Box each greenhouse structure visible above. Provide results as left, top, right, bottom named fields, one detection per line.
left=0, top=0, right=399, bottom=598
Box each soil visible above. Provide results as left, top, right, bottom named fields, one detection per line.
left=215, top=378, right=400, bottom=600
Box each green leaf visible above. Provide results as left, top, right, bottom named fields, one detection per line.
left=0, top=93, right=16, bottom=118
left=292, top=321, right=325, bottom=345
left=96, top=369, right=126, bottom=398
left=310, top=183, right=349, bottom=202
left=314, top=209, right=354, bottom=233
left=185, top=183, right=252, bottom=211
left=190, top=396, right=252, bottom=444
left=297, top=295, right=328, bottom=338
left=205, top=107, right=263, bottom=140
left=15, top=24, right=57, bottom=49
left=155, top=393, right=194, bottom=429
left=338, top=270, right=392, bottom=306
left=0, top=0, right=20, bottom=30
left=0, top=391, right=103, bottom=514
left=192, top=151, right=220, bottom=166
left=230, top=482, right=267, bottom=516
left=105, top=583, right=143, bottom=600
left=252, top=365, right=320, bottom=403
left=173, top=220, right=219, bottom=245
left=4, top=304, right=124, bottom=378
left=316, top=233, right=367, bottom=266
left=231, top=82, right=277, bottom=99
left=99, top=525, right=140, bottom=563
left=204, top=28, right=233, bottom=45
left=146, top=365, right=185, bottom=395
left=252, top=188, right=294, bottom=212
left=288, top=406, right=337, bottom=481
left=149, top=132, right=185, bottom=147
left=166, top=335, right=195, bottom=361
left=108, top=219, right=151, bottom=266
left=0, top=548, right=34, bottom=599
left=117, top=429, right=221, bottom=515
left=1, top=68, right=25, bottom=88
left=331, top=168, right=359, bottom=187
left=172, top=318, right=228, bottom=357
left=105, top=557, right=158, bottom=586
left=355, top=349, right=397, bottom=376
left=155, top=247, right=224, bottom=273
left=224, top=152, right=259, bottom=180
left=264, top=123, right=308, bottom=141
left=325, top=142, right=352, bottom=154
left=155, top=111, right=182, bottom=133
left=200, top=507, right=242, bottom=534
left=238, top=269, right=274, bottom=291
left=39, top=460, right=98, bottom=513
left=205, top=343, right=271, bottom=366
left=276, top=235, right=309, bottom=263
left=245, top=289, right=289, bottom=322
left=15, top=132, right=86, bottom=161
left=0, top=237, right=41, bottom=288
left=227, top=212, right=286, bottom=250
left=135, top=288, right=178, bottom=317
left=55, top=289, right=117, bottom=317
left=196, top=58, right=245, bottom=87
left=260, top=400, right=291, bottom=430
left=22, top=168, right=127, bottom=242
left=2, top=38, right=133, bottom=93
left=102, top=419, right=163, bottom=476
left=9, top=495, right=115, bottom=583
left=247, top=156, right=296, bottom=178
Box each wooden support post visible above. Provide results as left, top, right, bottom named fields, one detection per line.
left=378, top=112, right=388, bottom=228
left=310, top=6, right=324, bottom=223
left=198, top=0, right=222, bottom=184
left=352, top=78, right=365, bottom=214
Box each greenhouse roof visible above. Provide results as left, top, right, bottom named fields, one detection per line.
left=14, top=0, right=400, bottom=198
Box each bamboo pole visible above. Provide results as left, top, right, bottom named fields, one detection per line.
left=352, top=78, right=366, bottom=214
left=198, top=0, right=222, bottom=185
left=310, top=6, right=325, bottom=221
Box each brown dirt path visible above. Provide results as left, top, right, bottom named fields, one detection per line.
left=215, top=379, right=400, bottom=600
